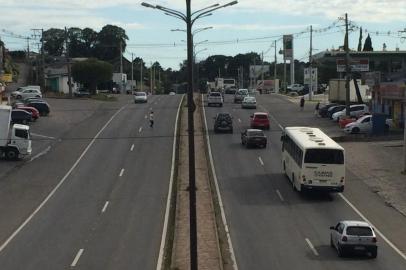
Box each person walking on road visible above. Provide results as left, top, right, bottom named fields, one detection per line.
left=314, top=102, right=320, bottom=116
left=149, top=111, right=154, bottom=128
left=300, top=96, right=305, bottom=111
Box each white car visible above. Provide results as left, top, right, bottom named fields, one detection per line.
left=207, top=91, right=223, bottom=107
left=169, top=92, right=176, bottom=95
left=12, top=88, right=42, bottom=99
left=134, top=92, right=148, bottom=103
left=241, top=96, right=257, bottom=109
left=332, top=104, right=369, bottom=122
left=344, top=115, right=392, bottom=134
left=287, top=84, right=304, bottom=92
left=330, top=220, right=377, bottom=258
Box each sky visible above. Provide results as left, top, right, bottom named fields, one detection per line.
left=0, top=0, right=405, bottom=70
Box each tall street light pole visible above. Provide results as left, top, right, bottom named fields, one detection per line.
left=141, top=2, right=238, bottom=270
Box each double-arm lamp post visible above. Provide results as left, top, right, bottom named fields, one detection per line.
left=141, top=2, right=238, bottom=270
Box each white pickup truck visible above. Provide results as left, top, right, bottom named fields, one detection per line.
left=207, top=91, right=223, bottom=107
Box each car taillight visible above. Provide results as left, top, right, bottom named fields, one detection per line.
left=342, top=236, right=347, bottom=242
left=372, top=237, right=377, bottom=243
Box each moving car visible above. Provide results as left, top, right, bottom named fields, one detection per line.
left=332, top=104, right=369, bottom=122
left=287, top=84, right=304, bottom=92
left=26, top=101, right=50, bottom=116
left=17, top=106, right=40, bottom=121
left=241, top=129, right=267, bottom=148
left=169, top=91, right=176, bottom=95
left=250, top=112, right=270, bottom=130
left=318, top=103, right=338, bottom=118
left=74, top=88, right=91, bottom=97
left=207, top=91, right=223, bottom=107
left=330, top=220, right=377, bottom=258
left=234, top=89, right=249, bottom=103
left=241, top=96, right=257, bottom=109
left=134, top=92, right=148, bottom=103
left=344, top=115, right=392, bottom=134
left=12, top=88, right=42, bottom=100
left=213, top=112, right=233, bottom=133
left=11, top=109, right=32, bottom=124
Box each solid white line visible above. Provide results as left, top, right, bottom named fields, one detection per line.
left=156, top=95, right=184, bottom=270
left=101, top=201, right=109, bottom=213
left=305, top=238, right=319, bottom=256
left=130, top=144, right=135, bottom=151
left=258, top=156, right=264, bottom=166
left=0, top=105, right=127, bottom=254
left=145, top=115, right=147, bottom=119
left=202, top=94, right=239, bottom=270
left=30, top=133, right=56, bottom=140
left=139, top=127, right=143, bottom=133
left=71, top=248, right=84, bottom=267
left=339, top=193, right=406, bottom=261
left=29, top=145, right=51, bottom=162
left=119, top=168, right=125, bottom=177
left=276, top=189, right=284, bottom=202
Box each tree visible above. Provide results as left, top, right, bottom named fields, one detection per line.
left=43, top=28, right=66, bottom=56
left=81, top=28, right=98, bottom=57
left=68, top=27, right=86, bottom=58
left=363, top=34, right=373, bottom=51
left=94, top=25, right=128, bottom=61
left=71, top=59, right=113, bottom=94
left=357, top=27, right=363, bottom=51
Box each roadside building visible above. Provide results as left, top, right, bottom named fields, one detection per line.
left=44, top=58, right=85, bottom=94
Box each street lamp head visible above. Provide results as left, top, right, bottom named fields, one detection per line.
left=223, top=0, right=238, bottom=7
left=141, top=2, right=155, bottom=8
left=199, top=13, right=213, bottom=19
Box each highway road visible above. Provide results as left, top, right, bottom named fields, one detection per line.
left=0, top=94, right=182, bottom=270
left=204, top=93, right=406, bottom=270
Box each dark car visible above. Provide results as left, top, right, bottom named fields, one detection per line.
left=327, top=105, right=346, bottom=119
left=214, top=113, right=233, bottom=133
left=26, top=101, right=50, bottom=116
left=17, top=106, right=40, bottom=120
left=74, top=88, right=91, bottom=97
left=318, top=103, right=338, bottom=117
left=11, top=109, right=32, bottom=124
left=241, top=129, right=267, bottom=148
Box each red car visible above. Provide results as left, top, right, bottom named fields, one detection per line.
left=250, top=112, right=270, bottom=130
left=338, top=112, right=370, bottom=128
left=17, top=106, right=40, bottom=120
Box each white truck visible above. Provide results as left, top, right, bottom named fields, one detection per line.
left=0, top=105, right=32, bottom=160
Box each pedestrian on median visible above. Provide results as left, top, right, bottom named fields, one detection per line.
left=149, top=111, right=154, bottom=128
left=300, top=96, right=305, bottom=111
left=314, top=102, right=320, bottom=116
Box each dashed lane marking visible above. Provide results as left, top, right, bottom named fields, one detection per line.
left=276, top=189, right=284, bottom=202
left=130, top=144, right=135, bottom=151
left=71, top=249, right=84, bottom=267
left=305, top=238, right=319, bottom=256
left=119, top=168, right=125, bottom=177
left=258, top=157, right=264, bottom=166
left=101, top=201, right=109, bottom=213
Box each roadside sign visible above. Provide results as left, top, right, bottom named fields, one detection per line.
left=304, top=68, right=317, bottom=85
left=336, top=59, right=369, bottom=72
left=283, top=35, right=293, bottom=60
left=0, top=73, right=12, bottom=83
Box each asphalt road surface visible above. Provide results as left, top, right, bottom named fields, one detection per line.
left=0, top=94, right=182, bottom=270
left=204, top=93, right=406, bottom=270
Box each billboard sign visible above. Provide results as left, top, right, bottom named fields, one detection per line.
left=336, top=58, right=369, bottom=72
left=304, top=68, right=318, bottom=85
left=283, top=35, right=293, bottom=60
left=0, top=74, right=12, bottom=83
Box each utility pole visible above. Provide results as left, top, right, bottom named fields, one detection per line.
left=283, top=59, right=286, bottom=92
left=131, top=53, right=134, bottom=84
left=26, top=37, right=32, bottom=83
left=274, top=40, right=277, bottom=82
left=31, top=29, right=45, bottom=89
left=345, top=13, right=351, bottom=116
left=120, top=40, right=123, bottom=94
left=261, top=51, right=264, bottom=88
left=150, top=62, right=153, bottom=95
left=65, top=27, right=72, bottom=97
left=309, top=25, right=313, bottom=101
left=140, top=61, right=143, bottom=92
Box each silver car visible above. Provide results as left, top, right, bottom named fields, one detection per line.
left=241, top=96, right=256, bottom=109
left=134, top=92, right=148, bottom=103
left=330, top=220, right=377, bottom=258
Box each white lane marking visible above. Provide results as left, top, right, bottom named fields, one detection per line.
left=29, top=146, right=51, bottom=162
left=101, top=201, right=109, bottom=213
left=276, top=189, right=284, bottom=202
left=139, top=127, right=143, bottom=133
left=201, top=94, right=239, bottom=270
left=258, top=105, right=284, bottom=131
left=0, top=105, right=127, bottom=254
left=156, top=95, right=184, bottom=270
left=71, top=248, right=84, bottom=267
left=238, top=118, right=241, bottom=123
left=305, top=238, right=319, bottom=256
left=145, top=115, right=148, bottom=119
left=339, top=193, right=406, bottom=261
left=119, top=168, right=125, bottom=177
left=130, top=144, right=135, bottom=151
left=258, top=157, right=264, bottom=166
left=30, top=133, right=56, bottom=140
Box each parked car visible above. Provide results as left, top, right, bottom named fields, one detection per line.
left=134, top=92, right=148, bottom=103
left=17, top=106, right=40, bottom=121
left=12, top=88, right=42, bottom=99
left=26, top=101, right=50, bottom=116
left=250, top=112, right=270, bottom=130
left=11, top=109, right=32, bottom=124
left=213, top=112, right=233, bottom=133
left=338, top=113, right=371, bottom=128
left=287, top=84, right=304, bottom=92
left=330, top=220, right=377, bottom=258
left=207, top=91, right=223, bottom=107
left=318, top=103, right=338, bottom=118
left=241, top=129, right=267, bottom=148
left=332, top=104, right=369, bottom=122
left=241, top=96, right=257, bottom=109
left=327, top=105, right=346, bottom=119
left=234, top=89, right=249, bottom=103
left=74, top=88, right=91, bottom=97
left=344, top=115, right=392, bottom=134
